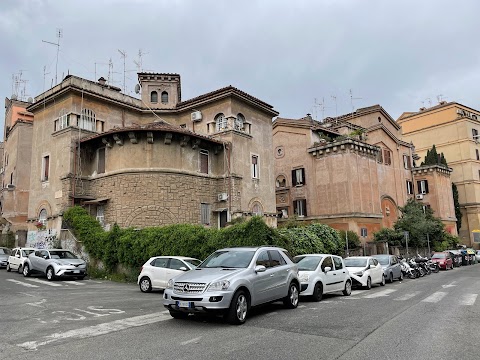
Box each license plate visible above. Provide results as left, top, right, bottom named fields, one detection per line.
left=73, top=270, right=80, bottom=274
left=176, top=301, right=193, bottom=308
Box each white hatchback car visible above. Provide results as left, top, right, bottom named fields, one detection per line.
left=7, top=247, right=36, bottom=273
left=138, top=256, right=201, bottom=292
left=344, top=256, right=385, bottom=289
left=294, top=254, right=352, bottom=301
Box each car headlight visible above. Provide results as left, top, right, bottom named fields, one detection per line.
left=166, top=279, right=174, bottom=289
left=207, top=280, right=230, bottom=291
left=54, top=261, right=62, bottom=266
left=299, top=274, right=310, bottom=282
left=354, top=271, right=364, bottom=276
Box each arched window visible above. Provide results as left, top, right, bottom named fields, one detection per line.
left=79, top=108, right=96, bottom=131
left=150, top=91, right=158, bottom=103
left=276, top=175, right=286, bottom=188
left=235, top=113, right=245, bottom=130
left=38, top=209, right=48, bottom=225
left=252, top=202, right=263, bottom=216
left=215, top=113, right=227, bottom=131
left=161, top=91, right=168, bottom=104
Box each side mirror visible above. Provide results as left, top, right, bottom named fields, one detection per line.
left=324, top=266, right=332, bottom=273
left=179, top=266, right=188, bottom=271
left=15, top=254, right=20, bottom=258
left=255, top=265, right=266, bottom=273
left=370, top=264, right=376, bottom=269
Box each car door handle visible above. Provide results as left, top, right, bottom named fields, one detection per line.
left=333, top=273, right=336, bottom=275
left=270, top=274, right=275, bottom=277
left=343, top=272, right=346, bottom=274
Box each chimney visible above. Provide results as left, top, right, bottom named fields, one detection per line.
left=98, top=77, right=107, bottom=86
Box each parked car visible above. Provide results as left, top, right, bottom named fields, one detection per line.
left=0, top=247, right=11, bottom=268
left=293, top=254, right=351, bottom=301
left=23, top=249, right=87, bottom=280
left=431, top=252, right=453, bottom=270
left=138, top=256, right=201, bottom=292
left=344, top=256, right=385, bottom=289
left=372, top=254, right=403, bottom=283
left=446, top=250, right=462, bottom=267
left=476, top=250, right=480, bottom=263
left=466, top=248, right=477, bottom=264
left=6, top=247, right=36, bottom=273
left=163, top=246, right=300, bottom=325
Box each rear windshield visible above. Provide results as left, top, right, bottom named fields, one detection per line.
left=294, top=256, right=323, bottom=271
left=432, top=253, right=446, bottom=259
left=344, top=258, right=367, bottom=267
left=0, top=248, right=11, bottom=255
left=199, top=250, right=255, bottom=269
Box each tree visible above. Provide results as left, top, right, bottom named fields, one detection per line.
left=373, top=228, right=403, bottom=246
left=337, top=230, right=361, bottom=250
left=421, top=145, right=448, bottom=167
left=452, top=183, right=462, bottom=232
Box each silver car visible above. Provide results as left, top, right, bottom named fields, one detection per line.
left=0, top=247, right=11, bottom=268
left=163, top=246, right=300, bottom=325
left=23, top=249, right=87, bottom=280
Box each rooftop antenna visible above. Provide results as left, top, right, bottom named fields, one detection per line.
left=12, top=70, right=28, bottom=101
left=425, top=97, right=432, bottom=108
left=107, top=58, right=114, bottom=85
left=133, top=49, right=146, bottom=72
left=349, top=89, right=362, bottom=114
left=118, top=49, right=126, bottom=92
left=94, top=61, right=109, bottom=81
left=331, top=95, right=338, bottom=117
left=314, top=97, right=329, bottom=122
left=436, top=94, right=445, bottom=103
left=42, top=28, right=62, bottom=85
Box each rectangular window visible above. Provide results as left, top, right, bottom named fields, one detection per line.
left=473, top=128, right=479, bottom=140
left=42, top=155, right=50, bottom=181
left=476, top=149, right=479, bottom=161
left=383, top=149, right=392, bottom=165
left=361, top=228, right=368, bottom=237
left=200, top=150, right=209, bottom=174
left=96, top=205, right=105, bottom=226
left=403, top=154, right=411, bottom=169
left=422, top=205, right=431, bottom=213
left=293, top=199, right=307, bottom=217
left=417, top=179, right=429, bottom=194
left=251, top=155, right=259, bottom=179
left=201, top=203, right=211, bottom=225
left=292, top=168, right=306, bottom=186
left=406, top=180, right=414, bottom=195
left=377, top=150, right=383, bottom=163
left=97, top=148, right=106, bottom=174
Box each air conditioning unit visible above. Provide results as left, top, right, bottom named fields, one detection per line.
left=416, top=194, right=424, bottom=200
left=191, top=111, right=202, bottom=122
left=217, top=193, right=228, bottom=201
left=6, top=184, right=15, bottom=190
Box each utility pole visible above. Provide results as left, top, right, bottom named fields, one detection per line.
left=42, top=28, right=62, bottom=85
left=426, top=233, right=430, bottom=256
left=345, top=230, right=349, bottom=257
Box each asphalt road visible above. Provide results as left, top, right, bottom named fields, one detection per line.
left=0, top=265, right=479, bottom=360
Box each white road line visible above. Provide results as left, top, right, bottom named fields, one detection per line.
left=351, top=290, right=368, bottom=296
left=17, top=312, right=170, bottom=351
left=62, top=281, right=85, bottom=286
left=25, top=299, right=47, bottom=308
left=180, top=337, right=202, bottom=345
left=362, top=289, right=397, bottom=299
left=422, top=292, right=447, bottom=303
left=6, top=279, right=39, bottom=288
left=24, top=278, right=62, bottom=287
left=459, top=294, right=478, bottom=306
left=394, top=291, right=422, bottom=301
left=298, top=305, right=306, bottom=308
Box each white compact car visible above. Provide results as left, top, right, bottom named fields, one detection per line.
left=138, top=256, right=201, bottom=292
left=294, top=254, right=352, bottom=301
left=7, top=247, right=36, bottom=273
left=344, top=256, right=385, bottom=289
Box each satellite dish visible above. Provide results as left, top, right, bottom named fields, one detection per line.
left=134, top=84, right=141, bottom=94
left=27, top=97, right=33, bottom=103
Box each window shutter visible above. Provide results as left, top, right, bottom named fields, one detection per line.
left=293, top=200, right=298, bottom=215
left=417, top=181, right=422, bottom=194
left=406, top=156, right=411, bottom=169
left=292, top=170, right=297, bottom=186
left=424, top=180, right=429, bottom=194
left=302, top=199, right=307, bottom=216
left=98, top=148, right=106, bottom=174
left=301, top=168, right=306, bottom=185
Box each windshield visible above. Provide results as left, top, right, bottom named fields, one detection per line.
left=431, top=253, right=446, bottom=259
left=49, top=251, right=77, bottom=259
left=22, top=249, right=35, bottom=257
left=199, top=250, right=255, bottom=268
left=294, top=256, right=323, bottom=271
left=374, top=256, right=390, bottom=265
left=344, top=258, right=367, bottom=267
left=184, top=259, right=201, bottom=268
left=0, top=248, right=11, bottom=255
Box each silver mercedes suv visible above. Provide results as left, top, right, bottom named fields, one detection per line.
left=163, top=246, right=300, bottom=325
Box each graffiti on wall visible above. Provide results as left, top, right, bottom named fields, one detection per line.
left=26, top=230, right=58, bottom=249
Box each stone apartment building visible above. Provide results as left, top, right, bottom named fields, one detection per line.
left=398, top=101, right=480, bottom=247
left=273, top=105, right=457, bottom=248
left=1, top=98, right=34, bottom=244
left=21, top=72, right=278, bottom=246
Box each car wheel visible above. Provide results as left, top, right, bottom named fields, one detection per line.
left=312, top=282, right=323, bottom=302
left=17, top=264, right=23, bottom=274
left=139, top=277, right=152, bottom=293
left=46, top=267, right=55, bottom=281
left=388, top=273, right=394, bottom=283
left=23, top=263, right=30, bottom=277
left=226, top=290, right=249, bottom=325
left=364, top=277, right=372, bottom=289
left=399, top=272, right=404, bottom=281
left=283, top=282, right=299, bottom=309
left=6, top=263, right=11, bottom=272
left=343, top=280, right=352, bottom=296
left=169, top=310, right=189, bottom=320
left=380, top=275, right=386, bottom=286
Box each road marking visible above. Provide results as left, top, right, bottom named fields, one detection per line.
left=422, top=292, right=447, bottom=303
left=17, top=311, right=170, bottom=351
left=24, top=278, right=62, bottom=287
left=298, top=305, right=306, bottom=308
left=442, top=281, right=457, bottom=289
left=394, top=291, right=422, bottom=301
left=362, top=289, right=397, bottom=299
left=26, top=299, right=47, bottom=308
left=62, top=281, right=85, bottom=286
left=266, top=312, right=278, bottom=316
left=180, top=337, right=202, bottom=345
left=6, top=279, right=39, bottom=288
left=459, top=294, right=478, bottom=306
left=351, top=290, right=368, bottom=296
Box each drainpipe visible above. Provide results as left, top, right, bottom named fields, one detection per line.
left=228, top=143, right=232, bottom=217
left=72, top=141, right=78, bottom=207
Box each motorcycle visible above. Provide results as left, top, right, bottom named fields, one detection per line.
left=399, top=257, right=418, bottom=279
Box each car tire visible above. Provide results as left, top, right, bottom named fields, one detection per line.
left=283, top=282, right=300, bottom=309
left=342, top=280, right=352, bottom=296
left=312, top=282, right=323, bottom=302
left=226, top=290, right=249, bottom=325
left=23, top=263, right=30, bottom=277
left=169, top=310, right=189, bottom=320
left=77, top=276, right=85, bottom=280
left=17, top=264, right=23, bottom=274
left=139, top=277, right=152, bottom=293
left=399, top=272, right=404, bottom=281
left=6, top=263, right=11, bottom=272
left=46, top=267, right=55, bottom=281
left=365, top=277, right=372, bottom=290
left=380, top=275, right=386, bottom=286
left=388, top=273, right=394, bottom=283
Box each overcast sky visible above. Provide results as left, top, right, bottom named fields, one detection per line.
left=1, top=0, right=479, bottom=135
